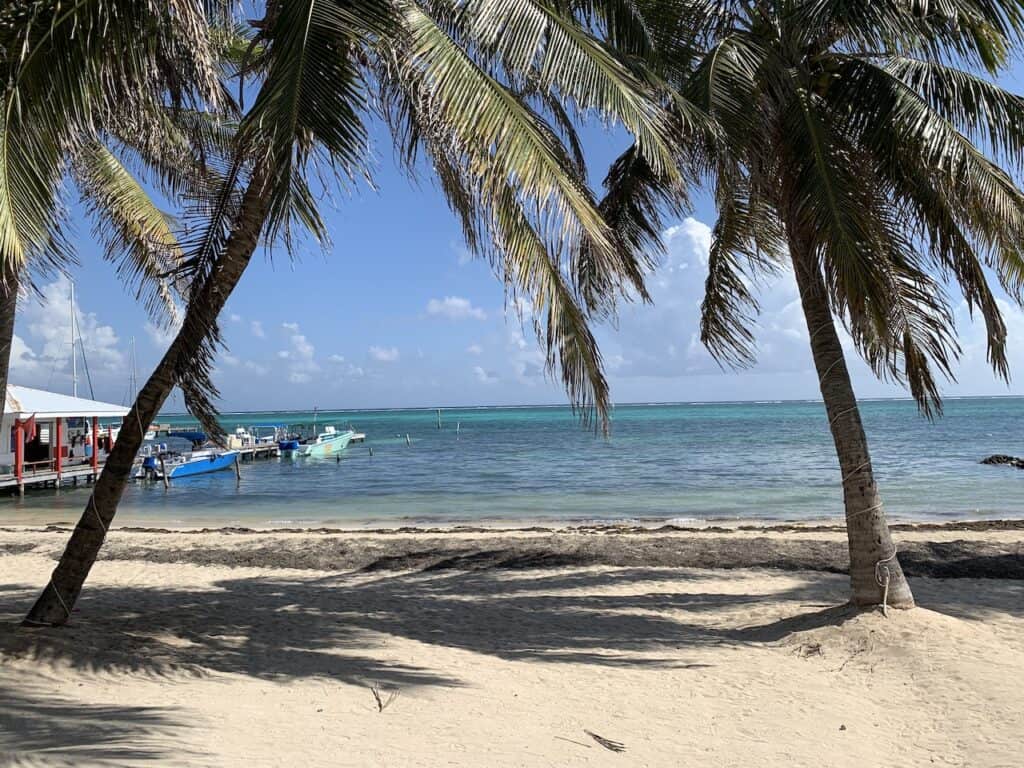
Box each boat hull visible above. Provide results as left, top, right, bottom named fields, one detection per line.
left=297, top=431, right=354, bottom=457
left=166, top=451, right=239, bottom=479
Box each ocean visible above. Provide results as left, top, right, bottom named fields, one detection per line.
left=3, top=397, right=1022, bottom=528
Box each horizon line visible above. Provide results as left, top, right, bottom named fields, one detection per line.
left=155, top=393, right=1024, bottom=417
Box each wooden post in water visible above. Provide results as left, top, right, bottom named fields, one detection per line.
left=90, top=416, right=99, bottom=479
left=159, top=457, right=169, bottom=490
left=436, top=408, right=442, bottom=429
left=234, top=454, right=241, bottom=481
left=405, top=434, right=411, bottom=446
left=54, top=419, right=63, bottom=488
left=14, top=422, right=24, bottom=497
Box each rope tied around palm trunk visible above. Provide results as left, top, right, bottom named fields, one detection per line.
left=844, top=501, right=883, bottom=521
left=809, top=320, right=837, bottom=344
left=817, top=356, right=844, bottom=388
left=47, top=579, right=72, bottom=618
left=875, top=548, right=898, bottom=618
left=90, top=494, right=107, bottom=534
left=21, top=580, right=73, bottom=625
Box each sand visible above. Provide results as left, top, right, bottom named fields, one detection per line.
left=1, top=525, right=1022, bottom=767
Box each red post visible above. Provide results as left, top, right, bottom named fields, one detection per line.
left=54, top=419, right=62, bottom=479
left=91, top=416, right=99, bottom=475
left=14, top=423, right=23, bottom=486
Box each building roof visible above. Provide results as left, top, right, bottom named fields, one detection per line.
left=5, top=385, right=131, bottom=419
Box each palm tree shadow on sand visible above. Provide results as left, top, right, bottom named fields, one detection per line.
left=0, top=686, right=194, bottom=765
left=6, top=562, right=1012, bottom=683
left=1, top=564, right=1018, bottom=762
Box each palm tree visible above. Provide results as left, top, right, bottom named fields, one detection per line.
left=601, top=0, right=1024, bottom=607
left=22, top=0, right=696, bottom=625
left=0, top=1, right=232, bottom=423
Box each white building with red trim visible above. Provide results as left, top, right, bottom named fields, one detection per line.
left=2, top=385, right=130, bottom=491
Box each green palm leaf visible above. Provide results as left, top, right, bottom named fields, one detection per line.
left=72, top=140, right=184, bottom=322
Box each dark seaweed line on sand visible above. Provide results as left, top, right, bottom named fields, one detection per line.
left=80, top=537, right=1023, bottom=579
left=6, top=518, right=1024, bottom=536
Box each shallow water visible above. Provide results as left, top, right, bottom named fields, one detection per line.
left=2, top=398, right=1022, bottom=527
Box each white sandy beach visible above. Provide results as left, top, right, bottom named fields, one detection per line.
left=1, top=526, right=1022, bottom=767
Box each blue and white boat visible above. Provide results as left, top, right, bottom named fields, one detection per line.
left=278, top=435, right=301, bottom=452
left=136, top=448, right=239, bottom=480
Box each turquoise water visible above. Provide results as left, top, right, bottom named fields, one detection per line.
left=2, top=398, right=1022, bottom=527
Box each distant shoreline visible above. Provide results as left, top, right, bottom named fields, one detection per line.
left=155, top=393, right=1024, bottom=417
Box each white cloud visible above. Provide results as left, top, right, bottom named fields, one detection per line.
left=506, top=328, right=545, bottom=383
left=144, top=321, right=179, bottom=348
left=473, top=366, right=498, bottom=384
left=328, top=354, right=346, bottom=363
left=229, top=313, right=242, bottom=323
left=369, top=345, right=399, bottom=362
left=278, top=325, right=320, bottom=384
left=221, top=353, right=240, bottom=367
left=466, top=343, right=483, bottom=356
left=454, top=242, right=474, bottom=266
left=426, top=296, right=487, bottom=321
left=9, top=334, right=41, bottom=374
left=597, top=217, right=813, bottom=380
left=244, top=360, right=268, bottom=376
left=594, top=216, right=1024, bottom=402
left=25, top=275, right=125, bottom=371
left=250, top=320, right=265, bottom=338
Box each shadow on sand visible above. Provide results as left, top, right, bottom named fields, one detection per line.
left=0, top=686, right=192, bottom=765
left=1, top=561, right=1019, bottom=763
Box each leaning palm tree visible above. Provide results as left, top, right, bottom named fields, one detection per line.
left=0, top=0, right=232, bottom=423
left=603, top=0, right=1024, bottom=607
left=23, top=0, right=696, bottom=625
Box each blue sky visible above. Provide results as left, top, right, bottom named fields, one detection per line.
left=10, top=90, right=1024, bottom=411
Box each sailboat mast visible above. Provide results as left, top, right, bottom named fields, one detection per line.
left=129, top=336, right=138, bottom=401
left=70, top=281, right=78, bottom=397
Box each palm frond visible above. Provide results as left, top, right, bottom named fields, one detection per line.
left=831, top=56, right=1024, bottom=300
left=489, top=181, right=611, bottom=432
left=463, top=0, right=680, bottom=177
left=700, top=169, right=785, bottom=367
left=242, top=0, right=392, bottom=247
left=884, top=56, right=1024, bottom=169
left=397, top=0, right=630, bottom=306
left=72, top=140, right=184, bottom=321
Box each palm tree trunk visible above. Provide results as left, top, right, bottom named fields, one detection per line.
left=788, top=234, right=914, bottom=609
left=0, top=269, right=20, bottom=424
left=22, top=171, right=271, bottom=627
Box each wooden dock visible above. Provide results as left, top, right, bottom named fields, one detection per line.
left=0, top=462, right=106, bottom=493
left=0, top=443, right=281, bottom=495
left=235, top=444, right=281, bottom=461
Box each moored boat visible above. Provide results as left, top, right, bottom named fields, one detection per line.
left=296, top=426, right=355, bottom=457
left=136, top=448, right=240, bottom=480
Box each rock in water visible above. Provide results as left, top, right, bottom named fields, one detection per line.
left=980, top=455, right=1024, bottom=469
